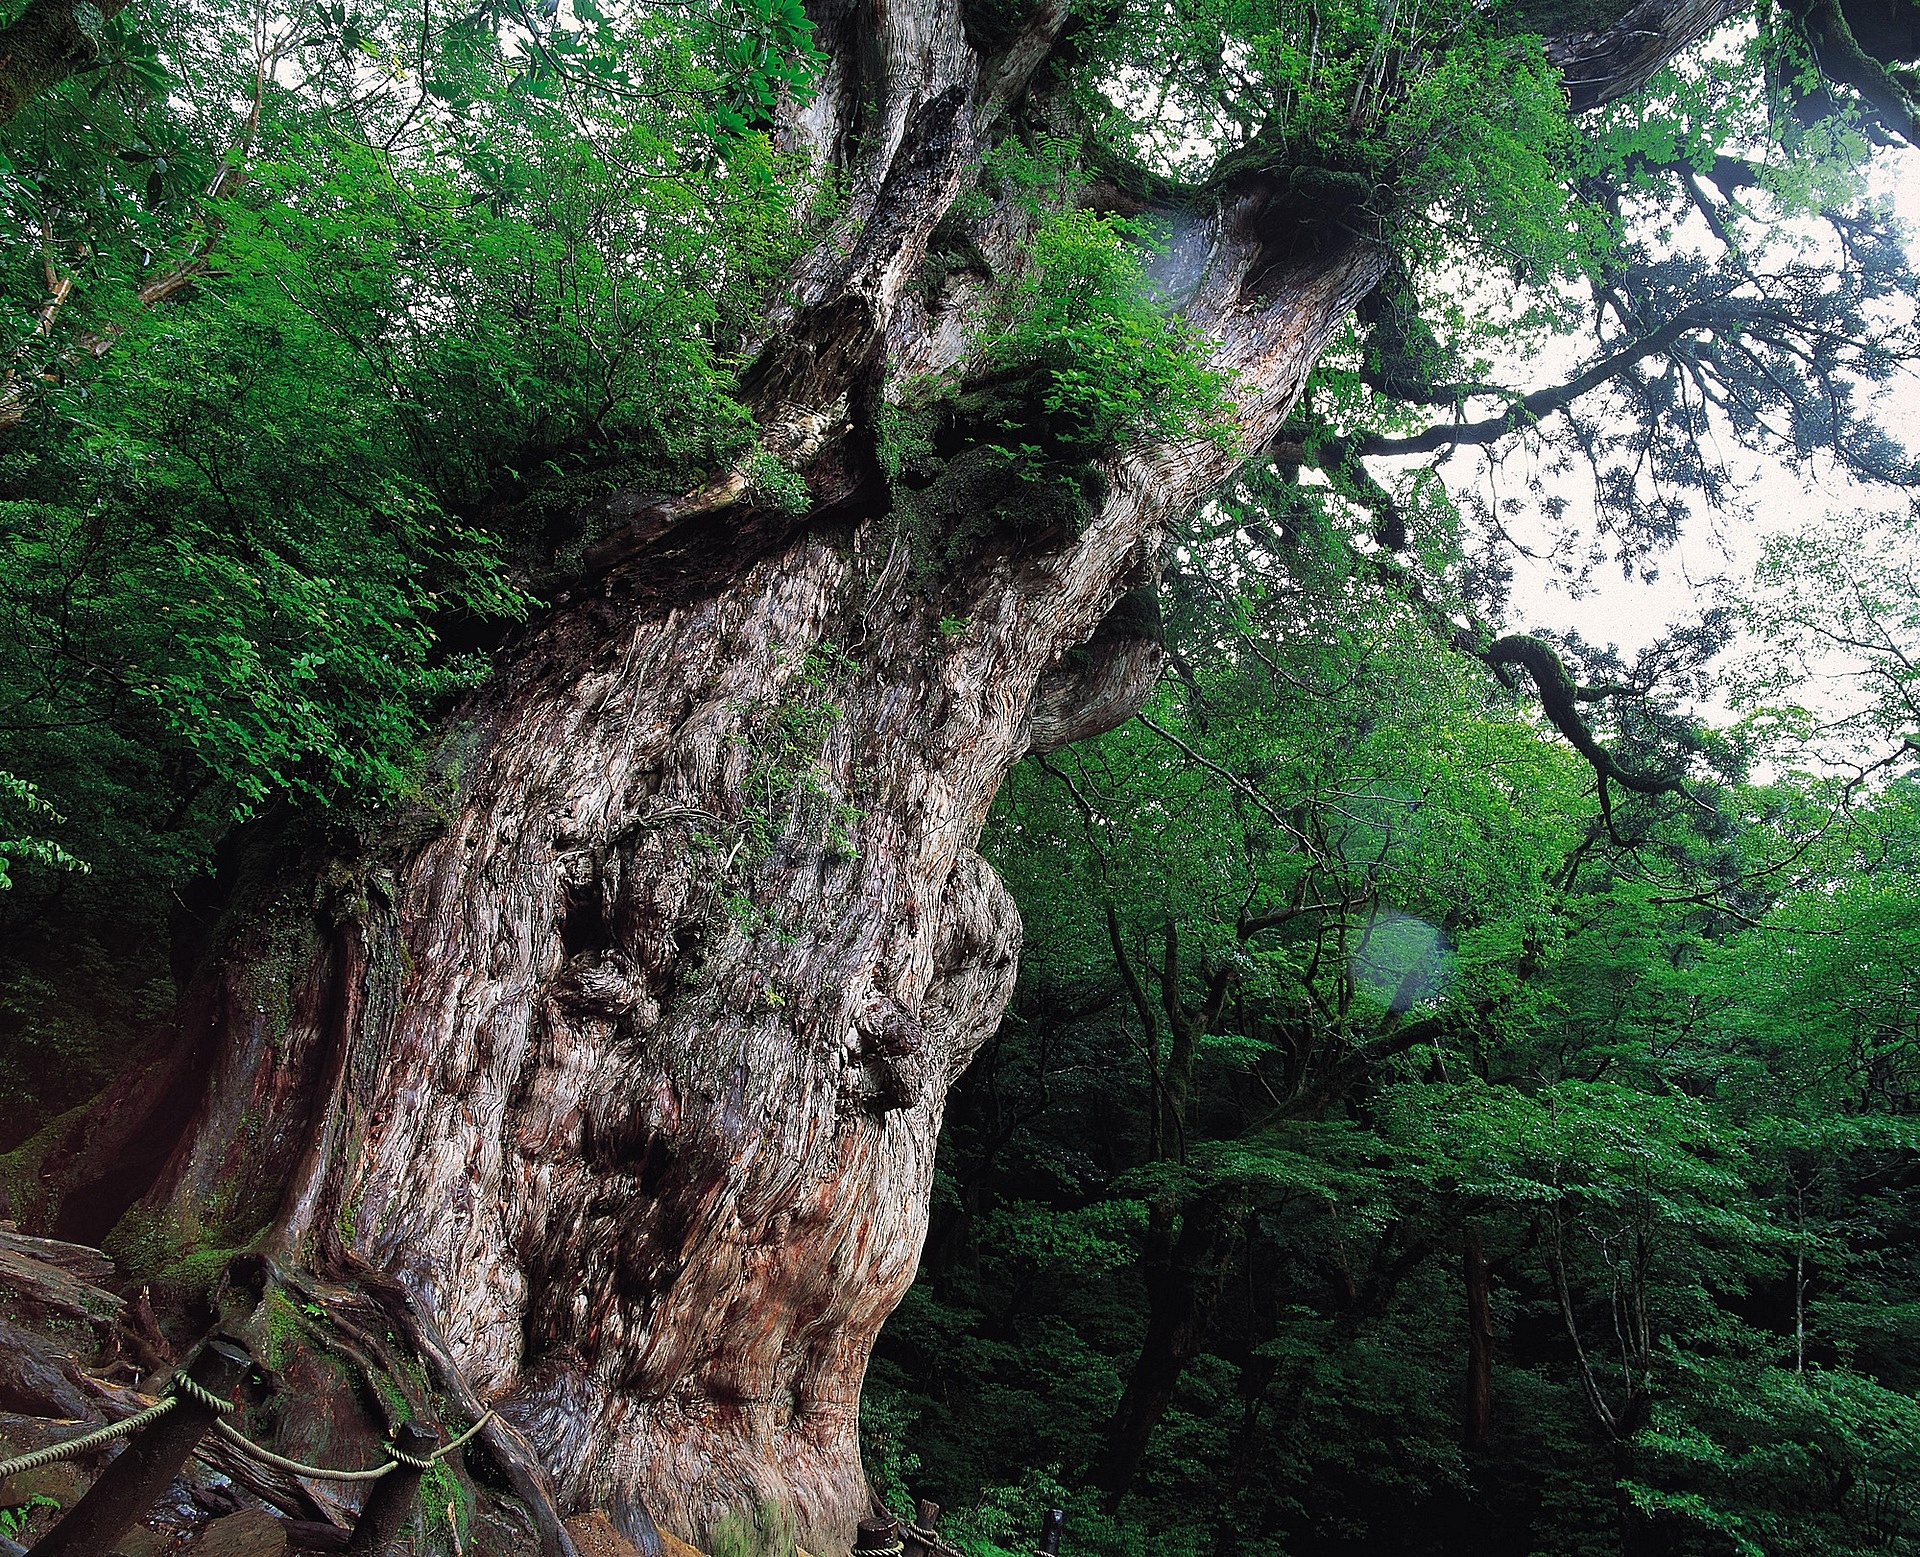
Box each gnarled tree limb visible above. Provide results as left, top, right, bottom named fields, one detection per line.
left=1482, top=634, right=1688, bottom=801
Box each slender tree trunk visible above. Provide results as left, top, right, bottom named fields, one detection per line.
left=1462, top=1227, right=1493, bottom=1452
left=1095, top=1200, right=1235, bottom=1508
left=15, top=0, right=1736, bottom=1548
left=1793, top=1175, right=1808, bottom=1374
left=1093, top=927, right=1240, bottom=1506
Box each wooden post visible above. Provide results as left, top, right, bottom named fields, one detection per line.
left=854, top=1516, right=903, bottom=1557
left=1035, top=1509, right=1064, bottom=1557
left=31, top=1337, right=251, bottom=1557
left=346, top=1422, right=441, bottom=1555
left=902, top=1501, right=941, bottom=1557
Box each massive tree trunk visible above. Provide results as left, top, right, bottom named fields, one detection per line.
left=13, top=0, right=1728, bottom=1550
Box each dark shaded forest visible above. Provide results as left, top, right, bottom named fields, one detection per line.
left=869, top=513, right=1920, bottom=1557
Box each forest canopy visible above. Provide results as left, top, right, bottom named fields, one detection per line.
left=1, top=0, right=1920, bottom=1552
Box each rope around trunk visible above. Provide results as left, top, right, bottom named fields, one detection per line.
left=207, top=1410, right=492, bottom=1482
left=0, top=1368, right=491, bottom=1487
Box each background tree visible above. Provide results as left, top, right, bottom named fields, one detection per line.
left=870, top=489, right=1920, bottom=1557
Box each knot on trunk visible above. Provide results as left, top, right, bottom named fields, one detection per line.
left=1027, top=581, right=1165, bottom=754
left=846, top=994, right=928, bottom=1114
left=555, top=950, right=663, bottom=1032
left=857, top=994, right=925, bottom=1059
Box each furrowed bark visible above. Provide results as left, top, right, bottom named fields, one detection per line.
left=1543, top=0, right=1746, bottom=111
left=36, top=239, right=1380, bottom=1557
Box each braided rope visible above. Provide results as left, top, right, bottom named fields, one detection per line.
left=208, top=1409, right=494, bottom=1482
left=209, top=1419, right=395, bottom=1482
left=0, top=1366, right=243, bottom=1482
left=169, top=1374, right=237, bottom=1415
left=0, top=1398, right=176, bottom=1481
left=908, top=1526, right=968, bottom=1557
left=0, top=1376, right=493, bottom=1488
left=431, top=1410, right=493, bottom=1460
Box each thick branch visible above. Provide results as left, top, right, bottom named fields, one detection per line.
left=1483, top=634, right=1685, bottom=797
left=1272, top=426, right=1410, bottom=548
left=1029, top=582, right=1166, bottom=754
left=1542, top=0, right=1747, bottom=112
left=1237, top=897, right=1352, bottom=940
left=1623, top=151, right=1762, bottom=198
left=976, top=0, right=1070, bottom=127
left=1792, top=0, right=1920, bottom=143
left=1359, top=308, right=1710, bottom=457
left=0, top=0, right=128, bottom=123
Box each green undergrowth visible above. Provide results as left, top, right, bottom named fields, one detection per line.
left=0, top=6, right=817, bottom=1142
left=879, top=373, right=1112, bottom=583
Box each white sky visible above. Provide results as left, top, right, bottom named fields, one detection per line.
left=1482, top=148, right=1920, bottom=657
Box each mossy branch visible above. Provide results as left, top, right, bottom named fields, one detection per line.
left=1790, top=0, right=1920, bottom=144
left=0, top=0, right=131, bottom=123
left=1481, top=633, right=1690, bottom=811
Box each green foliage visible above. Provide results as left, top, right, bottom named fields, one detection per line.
left=1, top=0, right=1918, bottom=1553
left=881, top=211, right=1230, bottom=579
left=1076, top=0, right=1612, bottom=286
left=0, top=1496, right=60, bottom=1539
left=863, top=1386, right=927, bottom=1523
left=882, top=376, right=1112, bottom=581
left=0, top=772, right=85, bottom=889
left=744, top=448, right=814, bottom=514
left=1732, top=507, right=1920, bottom=772
left=874, top=479, right=1920, bottom=1557
left=0, top=0, right=817, bottom=1129
left=1629, top=1356, right=1920, bottom=1554
left=994, top=211, right=1235, bottom=452
left=978, top=133, right=1086, bottom=217
left=709, top=0, right=825, bottom=135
